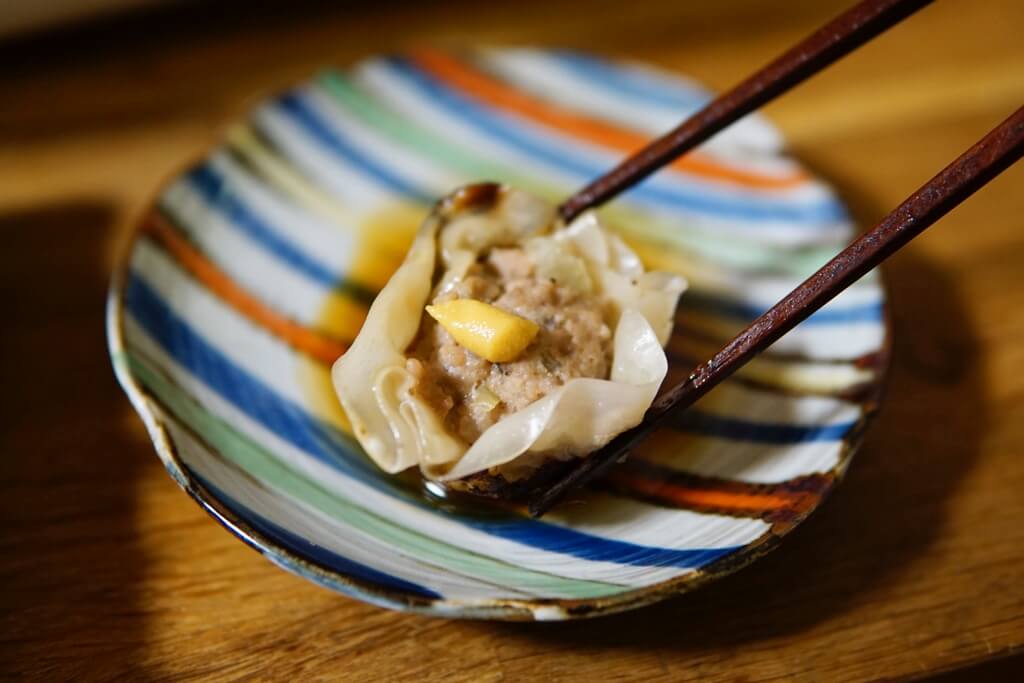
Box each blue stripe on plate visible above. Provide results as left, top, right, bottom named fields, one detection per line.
left=383, top=58, right=846, bottom=225
left=190, top=469, right=443, bottom=599
left=674, top=411, right=857, bottom=444
left=275, top=92, right=438, bottom=204
left=124, top=272, right=742, bottom=570
left=189, top=159, right=872, bottom=328
left=467, top=520, right=735, bottom=568
left=190, top=159, right=877, bottom=331
left=183, top=164, right=377, bottom=303
left=551, top=50, right=711, bottom=110
left=681, top=290, right=884, bottom=325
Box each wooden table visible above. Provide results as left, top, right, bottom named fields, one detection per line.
left=2, top=1, right=1022, bottom=680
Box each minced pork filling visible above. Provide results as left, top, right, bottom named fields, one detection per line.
left=407, top=246, right=613, bottom=445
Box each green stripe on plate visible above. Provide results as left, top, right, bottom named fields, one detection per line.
left=319, top=70, right=563, bottom=200
left=122, top=350, right=628, bottom=600
left=319, top=70, right=842, bottom=275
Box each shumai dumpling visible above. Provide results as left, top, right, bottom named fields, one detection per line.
left=332, top=184, right=686, bottom=499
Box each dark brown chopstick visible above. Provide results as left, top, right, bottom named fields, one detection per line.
left=530, top=105, right=1024, bottom=517
left=558, top=0, right=934, bottom=223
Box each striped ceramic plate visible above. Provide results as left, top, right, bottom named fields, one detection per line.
left=108, top=48, right=890, bottom=620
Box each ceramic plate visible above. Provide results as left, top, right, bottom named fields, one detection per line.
left=108, top=48, right=890, bottom=620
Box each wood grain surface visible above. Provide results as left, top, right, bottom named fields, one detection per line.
left=2, top=1, right=1022, bottom=680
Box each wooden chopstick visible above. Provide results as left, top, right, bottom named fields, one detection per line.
left=558, top=0, right=934, bottom=223
left=530, top=104, right=1024, bottom=517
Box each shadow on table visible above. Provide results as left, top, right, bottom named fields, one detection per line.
left=0, top=0, right=839, bottom=144
left=485, top=179, right=990, bottom=654
left=0, top=201, right=157, bottom=680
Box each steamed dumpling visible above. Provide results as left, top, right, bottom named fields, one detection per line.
left=332, top=184, right=686, bottom=497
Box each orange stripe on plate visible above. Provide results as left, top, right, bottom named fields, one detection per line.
left=607, top=471, right=808, bottom=514
left=143, top=214, right=348, bottom=366
left=411, top=49, right=808, bottom=191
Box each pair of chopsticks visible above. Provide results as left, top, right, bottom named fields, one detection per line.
left=529, top=0, right=1024, bottom=517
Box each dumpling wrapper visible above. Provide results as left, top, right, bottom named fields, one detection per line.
left=332, top=185, right=686, bottom=482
